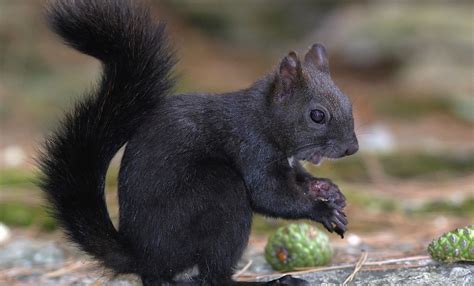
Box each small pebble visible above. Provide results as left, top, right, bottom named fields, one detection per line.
left=449, top=267, right=471, bottom=279
left=0, top=223, right=11, bottom=245
left=2, top=145, right=26, bottom=167
left=347, top=234, right=362, bottom=246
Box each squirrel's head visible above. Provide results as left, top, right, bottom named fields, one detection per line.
left=268, top=43, right=358, bottom=165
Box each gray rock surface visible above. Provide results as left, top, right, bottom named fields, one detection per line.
left=0, top=239, right=64, bottom=268
left=258, top=262, right=474, bottom=286
left=1, top=238, right=473, bottom=285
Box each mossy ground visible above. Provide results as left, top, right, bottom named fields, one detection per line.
left=1, top=151, right=473, bottom=233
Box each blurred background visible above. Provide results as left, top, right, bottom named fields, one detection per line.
left=0, top=0, right=473, bottom=283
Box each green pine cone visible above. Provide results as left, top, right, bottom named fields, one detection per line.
left=428, top=225, right=474, bottom=263
left=264, top=223, right=333, bottom=271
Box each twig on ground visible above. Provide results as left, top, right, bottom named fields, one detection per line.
left=42, top=261, right=89, bottom=278
left=342, top=251, right=368, bottom=286
left=364, top=255, right=430, bottom=266
left=236, top=255, right=432, bottom=282
left=365, top=263, right=427, bottom=271
left=0, top=266, right=33, bottom=278
left=233, top=260, right=253, bottom=278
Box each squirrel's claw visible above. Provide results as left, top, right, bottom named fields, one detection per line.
left=321, top=218, right=334, bottom=233
left=333, top=210, right=347, bottom=238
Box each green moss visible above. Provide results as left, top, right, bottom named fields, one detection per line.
left=304, top=155, right=370, bottom=183
left=252, top=215, right=286, bottom=235
left=380, top=153, right=474, bottom=179
left=39, top=215, right=58, bottom=231
left=373, top=96, right=462, bottom=121
left=0, top=169, right=36, bottom=187
left=0, top=167, right=120, bottom=188
left=342, top=186, right=399, bottom=213
left=408, top=198, right=474, bottom=217
left=0, top=202, right=34, bottom=226
left=0, top=202, right=57, bottom=231
left=303, top=152, right=474, bottom=183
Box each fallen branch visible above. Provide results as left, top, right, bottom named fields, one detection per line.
left=233, top=260, right=253, bottom=278
left=342, top=251, right=368, bottom=285
left=236, top=255, right=431, bottom=282
left=0, top=266, right=33, bottom=278
left=42, top=261, right=90, bottom=278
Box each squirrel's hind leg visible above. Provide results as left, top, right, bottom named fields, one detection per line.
left=232, top=275, right=309, bottom=286
left=141, top=275, right=167, bottom=286
left=141, top=276, right=200, bottom=286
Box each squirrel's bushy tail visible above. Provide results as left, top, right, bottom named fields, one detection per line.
left=38, top=0, right=175, bottom=273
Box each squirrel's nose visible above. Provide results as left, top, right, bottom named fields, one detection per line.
left=344, top=138, right=359, bottom=156
left=344, top=145, right=358, bottom=156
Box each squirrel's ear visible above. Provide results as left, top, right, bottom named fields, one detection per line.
left=304, top=43, right=329, bottom=73
left=277, top=51, right=302, bottom=99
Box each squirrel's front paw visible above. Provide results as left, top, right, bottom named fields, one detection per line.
left=309, top=179, right=346, bottom=209
left=309, top=179, right=347, bottom=238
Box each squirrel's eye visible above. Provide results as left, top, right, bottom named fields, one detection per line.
left=310, top=109, right=326, bottom=124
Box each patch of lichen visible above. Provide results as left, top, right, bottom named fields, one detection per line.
left=305, top=152, right=474, bottom=182
left=0, top=169, right=36, bottom=187
left=0, top=202, right=57, bottom=231
left=379, top=153, right=474, bottom=179
left=408, top=198, right=474, bottom=217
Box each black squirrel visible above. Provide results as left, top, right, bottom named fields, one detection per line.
left=38, top=0, right=358, bottom=285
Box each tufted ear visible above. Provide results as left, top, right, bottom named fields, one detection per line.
left=304, top=43, right=329, bottom=73
left=277, top=51, right=302, bottom=99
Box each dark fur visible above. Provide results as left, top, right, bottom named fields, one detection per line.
left=38, top=0, right=358, bottom=285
